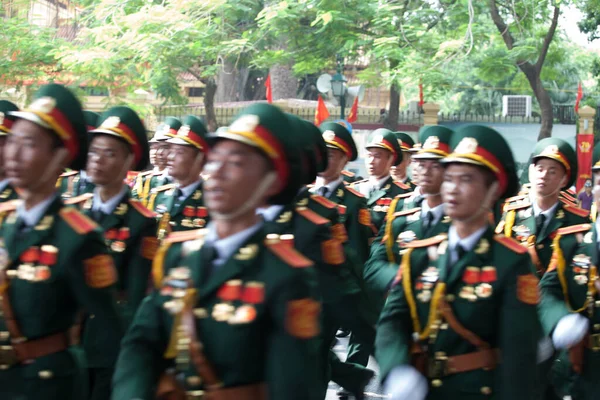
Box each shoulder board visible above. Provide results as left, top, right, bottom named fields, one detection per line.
left=337, top=204, right=347, bottom=215
left=64, top=193, right=93, bottom=205
left=403, top=233, right=447, bottom=249
left=150, top=183, right=177, bottom=194
left=504, top=201, right=531, bottom=211
left=394, top=181, right=410, bottom=190
left=351, top=179, right=368, bottom=185
left=59, top=170, right=79, bottom=178
left=266, top=240, right=313, bottom=268
left=344, top=186, right=365, bottom=198
left=341, top=170, right=355, bottom=177
left=395, top=192, right=414, bottom=199
left=564, top=204, right=590, bottom=218
left=556, top=223, right=592, bottom=236
left=493, top=235, right=527, bottom=254
left=140, top=170, right=155, bottom=177
left=0, top=199, right=20, bottom=213
left=59, top=208, right=98, bottom=235
left=164, top=229, right=206, bottom=244
left=393, top=207, right=421, bottom=218
left=296, top=207, right=329, bottom=225
left=129, top=199, right=157, bottom=218
left=504, top=195, right=527, bottom=203
left=310, top=194, right=337, bottom=209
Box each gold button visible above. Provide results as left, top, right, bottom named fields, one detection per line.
left=39, top=370, right=53, bottom=379
left=193, top=308, right=208, bottom=319
left=186, top=376, right=202, bottom=386
left=536, top=244, right=544, bottom=250
left=595, top=324, right=600, bottom=332
left=481, top=386, right=492, bottom=395
left=0, top=331, right=8, bottom=341
left=187, top=390, right=205, bottom=400
left=446, top=294, right=455, bottom=302
left=440, top=323, right=449, bottom=330
left=596, top=301, right=600, bottom=308
left=90, top=314, right=95, bottom=319
left=431, top=379, right=443, bottom=387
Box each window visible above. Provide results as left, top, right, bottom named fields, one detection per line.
left=187, top=87, right=204, bottom=97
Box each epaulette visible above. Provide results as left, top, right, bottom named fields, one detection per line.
left=351, top=179, right=368, bottom=185
left=266, top=236, right=312, bottom=268
left=310, top=194, right=337, bottom=209
left=59, top=170, right=79, bottom=178
left=564, top=204, right=590, bottom=218
left=393, top=207, right=421, bottom=218
left=559, top=197, right=577, bottom=207
left=296, top=207, right=329, bottom=225
left=556, top=223, right=592, bottom=236
left=139, top=170, right=155, bottom=177
left=504, top=195, right=527, bottom=204
left=129, top=199, right=157, bottom=218
left=150, top=183, right=177, bottom=194
left=395, top=192, right=414, bottom=199
left=59, top=208, right=98, bottom=235
left=164, top=229, right=206, bottom=244
left=402, top=233, right=447, bottom=248
left=64, top=193, right=93, bottom=205
left=394, top=181, right=410, bottom=190
left=493, top=235, right=527, bottom=254
left=0, top=199, right=19, bottom=213
left=345, top=186, right=365, bottom=198
left=341, top=170, right=355, bottom=178
left=503, top=201, right=531, bottom=211
left=337, top=204, right=347, bottom=215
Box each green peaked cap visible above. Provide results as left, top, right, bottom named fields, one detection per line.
left=10, top=84, right=88, bottom=170
left=366, top=128, right=403, bottom=166
left=442, top=125, right=519, bottom=200
left=151, top=116, right=182, bottom=143
left=83, top=111, right=100, bottom=131
left=320, top=121, right=358, bottom=161
left=592, top=144, right=600, bottom=171
left=393, top=131, right=416, bottom=152
left=166, top=115, right=209, bottom=151
left=208, top=103, right=302, bottom=205
left=413, top=125, right=453, bottom=160
left=532, top=137, right=577, bottom=189
left=91, top=106, right=150, bottom=171
left=287, top=115, right=328, bottom=185
left=0, top=100, right=19, bottom=135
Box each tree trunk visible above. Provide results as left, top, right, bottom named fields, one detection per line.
left=269, top=64, right=297, bottom=100
left=203, top=78, right=218, bottom=131
left=384, top=83, right=400, bottom=131
left=519, top=65, right=553, bottom=140
left=215, top=59, right=239, bottom=103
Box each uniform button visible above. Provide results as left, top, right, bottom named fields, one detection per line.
left=0, top=331, right=8, bottom=341
left=446, top=294, right=455, bottom=302
left=536, top=244, right=544, bottom=250
left=39, top=370, right=53, bottom=379
left=596, top=301, right=600, bottom=308
left=481, top=386, right=492, bottom=395
left=595, top=324, right=600, bottom=332
left=90, top=314, right=95, bottom=319
left=186, top=376, right=202, bottom=386
left=431, top=379, right=443, bottom=388
left=440, top=323, right=449, bottom=330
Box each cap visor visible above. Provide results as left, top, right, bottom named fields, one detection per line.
left=412, top=152, right=444, bottom=160
left=90, top=128, right=135, bottom=145
left=9, top=111, right=52, bottom=129
left=166, top=137, right=193, bottom=146
left=441, top=155, right=485, bottom=167
left=211, top=131, right=261, bottom=150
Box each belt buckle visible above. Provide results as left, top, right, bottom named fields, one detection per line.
left=590, top=334, right=600, bottom=351
left=186, top=390, right=205, bottom=400
left=428, top=352, right=448, bottom=378
left=0, top=345, right=18, bottom=368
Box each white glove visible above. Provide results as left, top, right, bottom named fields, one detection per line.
left=383, top=365, right=428, bottom=400
left=536, top=336, right=554, bottom=363
left=552, top=313, right=589, bottom=349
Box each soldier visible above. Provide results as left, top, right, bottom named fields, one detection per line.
left=0, top=100, right=19, bottom=203
left=498, top=138, right=589, bottom=277
left=148, top=115, right=210, bottom=238
left=0, top=84, right=122, bottom=399
left=376, top=125, right=538, bottom=400
left=391, top=131, right=418, bottom=190
left=112, top=103, right=320, bottom=400
left=538, top=144, right=600, bottom=400
left=351, top=128, right=410, bottom=231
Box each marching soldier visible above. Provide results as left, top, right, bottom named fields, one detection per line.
left=391, top=131, right=418, bottom=190
left=0, top=84, right=122, bottom=399
left=0, top=100, right=19, bottom=203
left=351, top=128, right=410, bottom=231
left=148, top=115, right=210, bottom=238
left=112, top=103, right=320, bottom=400
left=498, top=138, right=589, bottom=277
left=376, top=124, right=538, bottom=400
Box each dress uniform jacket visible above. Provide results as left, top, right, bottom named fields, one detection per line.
left=0, top=196, right=122, bottom=399
left=57, top=171, right=95, bottom=199
left=376, top=226, right=539, bottom=400
left=133, top=171, right=172, bottom=206
left=112, top=227, right=320, bottom=400
left=0, top=182, right=18, bottom=203
left=540, top=223, right=600, bottom=400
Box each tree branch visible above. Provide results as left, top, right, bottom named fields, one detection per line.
left=488, top=0, right=515, bottom=50
left=535, top=5, right=560, bottom=73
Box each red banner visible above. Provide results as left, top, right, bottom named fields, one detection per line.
left=576, top=133, right=594, bottom=192
left=347, top=97, right=359, bottom=123
left=314, top=95, right=330, bottom=126
left=265, top=74, right=273, bottom=104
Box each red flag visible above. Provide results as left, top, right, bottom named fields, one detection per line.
left=575, top=81, right=583, bottom=113
left=314, top=95, right=330, bottom=126
left=347, top=97, right=359, bottom=123
left=265, top=74, right=273, bottom=104
left=418, top=79, right=424, bottom=107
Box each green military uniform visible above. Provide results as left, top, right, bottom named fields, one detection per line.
left=393, top=131, right=418, bottom=190
left=113, top=103, right=320, bottom=400
left=376, top=125, right=539, bottom=400
left=0, top=100, right=19, bottom=203
left=341, top=169, right=361, bottom=184
left=0, top=84, right=123, bottom=400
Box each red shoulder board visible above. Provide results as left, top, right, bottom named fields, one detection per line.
left=64, top=193, right=93, bottom=205
left=129, top=199, right=157, bottom=218
left=140, top=170, right=154, bottom=177
left=350, top=179, right=368, bottom=186
left=267, top=239, right=312, bottom=268
left=345, top=186, right=365, bottom=198
left=559, top=197, right=577, bottom=207
left=341, top=170, right=355, bottom=178
left=296, top=208, right=329, bottom=225
left=337, top=204, right=347, bottom=215
left=164, top=229, right=206, bottom=244
left=403, top=233, right=447, bottom=248
left=493, top=235, right=527, bottom=254
left=151, top=183, right=177, bottom=194
left=396, top=192, right=414, bottom=199
left=0, top=200, right=19, bottom=213
left=504, top=202, right=531, bottom=212
left=310, top=194, right=337, bottom=209
left=564, top=204, right=590, bottom=218
left=394, top=181, right=410, bottom=190
left=59, top=208, right=98, bottom=235
left=504, top=195, right=527, bottom=204
left=556, top=223, right=592, bottom=236
left=60, top=170, right=79, bottom=177
left=393, top=207, right=421, bottom=218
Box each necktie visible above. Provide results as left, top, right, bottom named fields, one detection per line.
left=15, top=217, right=32, bottom=240
left=456, top=245, right=467, bottom=259
left=536, top=214, right=546, bottom=236
left=424, top=211, right=434, bottom=231
left=201, top=244, right=219, bottom=279
left=173, top=188, right=184, bottom=209
left=318, top=186, right=329, bottom=197
left=91, top=209, right=106, bottom=223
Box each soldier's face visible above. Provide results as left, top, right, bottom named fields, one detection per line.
left=593, top=172, right=600, bottom=202
left=203, top=140, right=277, bottom=215
left=366, top=148, right=393, bottom=179
left=168, top=144, right=203, bottom=182
left=149, top=143, right=159, bottom=166
left=416, top=159, right=444, bottom=195
left=532, top=158, right=567, bottom=197
left=87, top=135, right=132, bottom=186
left=410, top=157, right=421, bottom=182
left=442, top=164, right=491, bottom=221
left=319, top=148, right=347, bottom=180
left=155, top=143, right=170, bottom=169
left=391, top=152, right=410, bottom=179
left=0, top=136, right=6, bottom=176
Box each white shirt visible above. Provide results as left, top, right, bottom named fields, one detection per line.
left=256, top=205, right=286, bottom=222
left=0, top=179, right=10, bottom=192
left=369, top=175, right=391, bottom=190
left=203, top=221, right=263, bottom=267
left=311, top=177, right=343, bottom=197
left=532, top=201, right=559, bottom=232
left=421, top=200, right=444, bottom=226
left=92, top=185, right=129, bottom=215
left=17, top=193, right=57, bottom=227
left=447, top=225, right=487, bottom=264
left=178, top=180, right=202, bottom=201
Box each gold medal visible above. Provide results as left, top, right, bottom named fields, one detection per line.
left=475, top=283, right=493, bottom=298
left=111, top=241, right=126, bottom=252
left=228, top=305, right=257, bottom=324
left=212, top=303, right=235, bottom=321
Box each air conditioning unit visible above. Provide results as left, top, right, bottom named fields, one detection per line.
left=502, top=95, right=532, bottom=117
left=408, top=101, right=420, bottom=113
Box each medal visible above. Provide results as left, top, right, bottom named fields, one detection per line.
left=228, top=305, right=257, bottom=324
left=475, top=283, right=493, bottom=298
left=417, top=290, right=432, bottom=303
left=212, top=303, right=236, bottom=321
left=574, top=274, right=589, bottom=285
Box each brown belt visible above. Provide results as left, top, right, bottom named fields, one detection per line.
left=428, top=348, right=500, bottom=378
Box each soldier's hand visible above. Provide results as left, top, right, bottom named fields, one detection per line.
left=552, top=313, right=589, bottom=349
left=383, top=365, right=428, bottom=400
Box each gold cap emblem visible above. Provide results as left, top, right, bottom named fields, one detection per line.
left=323, top=130, right=336, bottom=141
left=229, top=114, right=259, bottom=134
left=0, top=112, right=4, bottom=126
left=454, top=137, right=478, bottom=154
left=179, top=125, right=191, bottom=137
left=541, top=145, right=559, bottom=156
left=29, top=97, right=56, bottom=114
left=100, top=116, right=121, bottom=130
left=371, top=134, right=384, bottom=145
left=423, top=136, right=440, bottom=150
